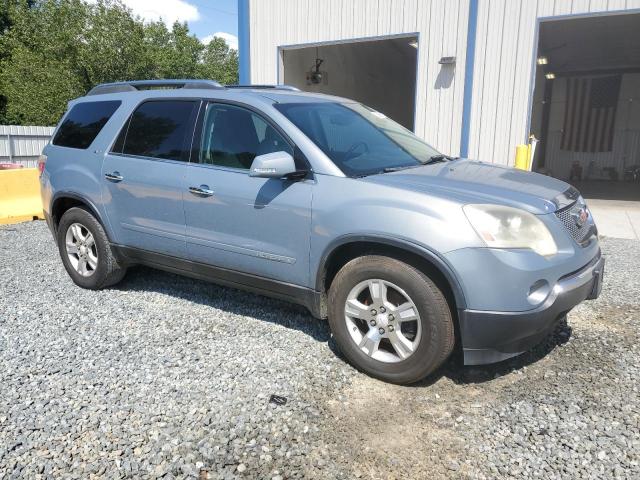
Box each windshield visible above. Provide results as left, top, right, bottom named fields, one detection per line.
left=274, top=102, right=441, bottom=177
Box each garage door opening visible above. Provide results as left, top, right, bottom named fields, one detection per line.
left=280, top=35, right=418, bottom=131
left=529, top=13, right=640, bottom=201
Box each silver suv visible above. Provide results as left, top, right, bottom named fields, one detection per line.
left=40, top=80, right=604, bottom=384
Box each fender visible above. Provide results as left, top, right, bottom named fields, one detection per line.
left=49, top=191, right=114, bottom=241
left=315, top=234, right=467, bottom=309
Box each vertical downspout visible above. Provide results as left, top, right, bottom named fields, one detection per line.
left=459, top=0, right=479, bottom=158
left=238, top=0, right=251, bottom=84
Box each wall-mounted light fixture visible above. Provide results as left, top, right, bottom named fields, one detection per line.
left=439, top=56, right=456, bottom=65
left=545, top=72, right=556, bottom=80
left=537, top=56, right=548, bottom=65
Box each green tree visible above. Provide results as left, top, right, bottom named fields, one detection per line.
left=199, top=36, right=238, bottom=86
left=0, top=0, right=238, bottom=126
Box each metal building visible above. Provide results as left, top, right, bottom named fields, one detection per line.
left=239, top=0, right=640, bottom=189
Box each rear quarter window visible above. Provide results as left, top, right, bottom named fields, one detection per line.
left=52, top=100, right=121, bottom=149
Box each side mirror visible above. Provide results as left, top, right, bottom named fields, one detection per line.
left=249, top=151, right=298, bottom=178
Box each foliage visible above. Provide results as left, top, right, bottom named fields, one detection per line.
left=0, top=0, right=238, bottom=125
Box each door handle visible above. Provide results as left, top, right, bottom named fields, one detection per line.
left=189, top=185, right=214, bottom=197
left=105, top=171, right=123, bottom=182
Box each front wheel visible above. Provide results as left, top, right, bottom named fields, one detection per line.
left=328, top=256, right=454, bottom=384
left=57, top=207, right=127, bottom=289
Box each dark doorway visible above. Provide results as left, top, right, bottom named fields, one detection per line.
left=530, top=13, right=640, bottom=200
left=281, top=36, right=418, bottom=131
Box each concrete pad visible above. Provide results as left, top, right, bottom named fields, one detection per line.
left=626, top=210, right=640, bottom=239
left=584, top=198, right=640, bottom=240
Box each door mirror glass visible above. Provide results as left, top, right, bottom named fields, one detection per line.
left=249, top=151, right=297, bottom=178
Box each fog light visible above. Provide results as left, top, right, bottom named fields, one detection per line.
left=528, top=280, right=551, bottom=306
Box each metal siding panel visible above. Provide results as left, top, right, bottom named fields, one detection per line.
left=350, top=0, right=367, bottom=37
left=438, top=0, right=461, bottom=154
left=571, top=0, right=592, bottom=13
left=403, top=0, right=419, bottom=32
left=389, top=0, right=405, bottom=33
left=589, top=0, right=609, bottom=10
left=426, top=0, right=445, bottom=148
left=449, top=0, right=470, bottom=156
left=413, top=0, right=432, bottom=140
left=478, top=0, right=507, bottom=162
left=341, top=0, right=355, bottom=36
left=328, top=0, right=342, bottom=39
left=491, top=0, right=521, bottom=164
left=468, top=0, right=490, bottom=159
left=553, top=0, right=574, bottom=15
left=249, top=0, right=466, bottom=157
left=536, top=0, right=557, bottom=17
left=509, top=0, right=539, bottom=155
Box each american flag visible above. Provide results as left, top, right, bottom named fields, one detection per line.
left=561, top=75, right=621, bottom=152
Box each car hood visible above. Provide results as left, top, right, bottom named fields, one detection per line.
left=362, top=159, right=573, bottom=214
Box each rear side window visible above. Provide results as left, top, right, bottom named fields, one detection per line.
left=114, top=100, right=198, bottom=162
left=52, top=100, right=121, bottom=149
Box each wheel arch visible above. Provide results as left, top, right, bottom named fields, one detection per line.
left=316, top=236, right=467, bottom=316
left=50, top=192, right=110, bottom=239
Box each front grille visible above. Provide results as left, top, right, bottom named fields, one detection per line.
left=555, top=202, right=593, bottom=245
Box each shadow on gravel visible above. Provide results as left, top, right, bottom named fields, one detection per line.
left=114, top=266, right=332, bottom=343
left=413, top=317, right=573, bottom=387
left=114, top=266, right=574, bottom=386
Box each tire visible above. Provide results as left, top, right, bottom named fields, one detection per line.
left=57, top=207, right=127, bottom=289
left=328, top=255, right=454, bottom=384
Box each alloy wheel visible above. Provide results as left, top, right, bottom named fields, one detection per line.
left=344, top=279, right=422, bottom=363
left=65, top=223, right=98, bottom=277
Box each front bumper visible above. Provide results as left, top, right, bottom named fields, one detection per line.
left=460, top=252, right=604, bottom=365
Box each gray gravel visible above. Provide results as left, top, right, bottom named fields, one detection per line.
left=1, top=221, right=639, bottom=479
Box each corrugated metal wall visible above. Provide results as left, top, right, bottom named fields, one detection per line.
left=248, top=0, right=640, bottom=165
left=0, top=125, right=54, bottom=168
left=248, top=0, right=470, bottom=156
left=469, top=0, right=640, bottom=165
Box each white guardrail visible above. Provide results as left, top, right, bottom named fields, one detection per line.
left=0, top=125, right=55, bottom=168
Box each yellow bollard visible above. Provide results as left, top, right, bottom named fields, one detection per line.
left=0, top=168, right=44, bottom=225
left=515, top=145, right=530, bottom=170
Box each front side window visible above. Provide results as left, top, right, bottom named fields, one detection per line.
left=53, top=100, right=121, bottom=149
left=274, top=102, right=440, bottom=177
left=115, top=100, right=197, bottom=161
left=198, top=103, right=292, bottom=169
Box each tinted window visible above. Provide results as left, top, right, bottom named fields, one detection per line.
left=53, top=101, right=121, bottom=149
left=275, top=102, right=440, bottom=177
left=119, top=101, right=197, bottom=161
left=199, top=103, right=292, bottom=169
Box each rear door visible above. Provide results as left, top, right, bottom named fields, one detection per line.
left=183, top=101, right=313, bottom=287
left=101, top=99, right=199, bottom=257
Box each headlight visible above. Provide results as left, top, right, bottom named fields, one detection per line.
left=463, top=204, right=558, bottom=256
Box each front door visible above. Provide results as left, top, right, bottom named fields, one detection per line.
left=184, top=102, right=312, bottom=287
left=102, top=99, right=199, bottom=257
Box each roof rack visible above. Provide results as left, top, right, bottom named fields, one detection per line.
left=225, top=84, right=301, bottom=92
left=87, top=79, right=224, bottom=96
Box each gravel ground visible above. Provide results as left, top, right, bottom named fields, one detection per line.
left=0, top=221, right=638, bottom=479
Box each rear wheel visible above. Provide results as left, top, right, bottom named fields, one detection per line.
left=57, top=207, right=126, bottom=289
left=328, top=255, right=454, bottom=384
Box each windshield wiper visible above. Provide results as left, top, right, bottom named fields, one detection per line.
left=424, top=154, right=458, bottom=165
left=382, top=165, right=422, bottom=173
